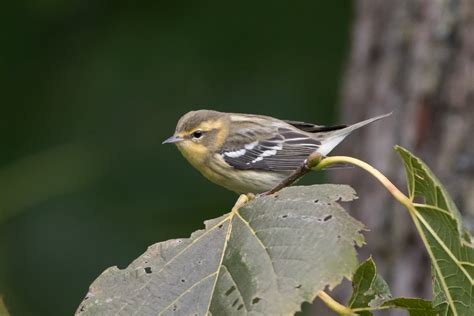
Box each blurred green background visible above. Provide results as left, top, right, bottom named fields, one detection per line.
left=0, top=1, right=352, bottom=315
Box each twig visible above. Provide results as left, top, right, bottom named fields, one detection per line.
left=261, top=152, right=322, bottom=196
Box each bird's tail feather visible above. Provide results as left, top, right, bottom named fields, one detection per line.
left=336, top=112, right=392, bottom=135
left=317, top=112, right=392, bottom=156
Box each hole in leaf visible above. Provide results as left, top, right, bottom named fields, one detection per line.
left=172, top=305, right=177, bottom=311
left=295, top=284, right=302, bottom=289
left=225, top=285, right=236, bottom=296
left=181, top=279, right=186, bottom=283
left=314, top=199, right=319, bottom=203
left=231, top=299, right=239, bottom=307
left=252, top=297, right=261, bottom=304
left=281, top=214, right=288, bottom=219
left=218, top=224, right=223, bottom=229
left=144, top=267, right=152, bottom=274
left=323, top=215, right=332, bottom=222
left=237, top=304, right=244, bottom=311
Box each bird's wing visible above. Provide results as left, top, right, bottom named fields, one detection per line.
left=283, top=120, right=347, bottom=133
left=220, top=127, right=321, bottom=172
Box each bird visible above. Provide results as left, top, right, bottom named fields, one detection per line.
left=163, top=110, right=391, bottom=194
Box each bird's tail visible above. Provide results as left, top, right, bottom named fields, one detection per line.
left=317, top=112, right=392, bottom=156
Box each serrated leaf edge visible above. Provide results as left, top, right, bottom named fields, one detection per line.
left=395, top=146, right=474, bottom=316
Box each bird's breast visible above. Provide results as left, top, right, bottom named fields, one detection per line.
left=204, top=154, right=288, bottom=193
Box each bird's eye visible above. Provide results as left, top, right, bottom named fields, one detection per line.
left=192, top=130, right=203, bottom=139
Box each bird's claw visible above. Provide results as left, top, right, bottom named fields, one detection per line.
left=231, top=194, right=254, bottom=213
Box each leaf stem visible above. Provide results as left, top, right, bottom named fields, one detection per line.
left=318, top=291, right=356, bottom=315
left=351, top=305, right=392, bottom=312
left=314, top=156, right=412, bottom=208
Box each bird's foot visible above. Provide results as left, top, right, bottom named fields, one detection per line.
left=231, top=194, right=254, bottom=213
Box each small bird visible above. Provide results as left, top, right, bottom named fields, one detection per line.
left=163, top=110, right=391, bottom=194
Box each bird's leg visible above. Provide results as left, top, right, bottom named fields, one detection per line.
left=231, top=193, right=256, bottom=213
left=260, top=152, right=322, bottom=196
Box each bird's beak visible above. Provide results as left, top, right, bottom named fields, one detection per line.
left=162, top=135, right=184, bottom=144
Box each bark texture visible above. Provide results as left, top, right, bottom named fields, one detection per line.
left=333, top=0, right=473, bottom=302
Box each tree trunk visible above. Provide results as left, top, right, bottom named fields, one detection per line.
left=332, top=0, right=473, bottom=303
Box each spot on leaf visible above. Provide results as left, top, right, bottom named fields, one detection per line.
left=225, top=286, right=236, bottom=296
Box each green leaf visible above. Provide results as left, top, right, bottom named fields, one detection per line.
left=396, top=146, right=474, bottom=316
left=76, top=185, right=364, bottom=315
left=348, top=257, right=391, bottom=315
left=382, top=298, right=437, bottom=316
left=348, top=258, right=437, bottom=316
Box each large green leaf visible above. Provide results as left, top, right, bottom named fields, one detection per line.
left=348, top=257, right=391, bottom=315
left=348, top=257, right=436, bottom=316
left=76, top=185, right=364, bottom=315
left=396, top=146, right=474, bottom=316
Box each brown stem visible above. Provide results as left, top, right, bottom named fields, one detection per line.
left=261, top=152, right=322, bottom=196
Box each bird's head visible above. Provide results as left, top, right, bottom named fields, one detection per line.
left=163, top=110, right=229, bottom=165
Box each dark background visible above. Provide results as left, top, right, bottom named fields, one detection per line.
left=0, top=2, right=352, bottom=315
